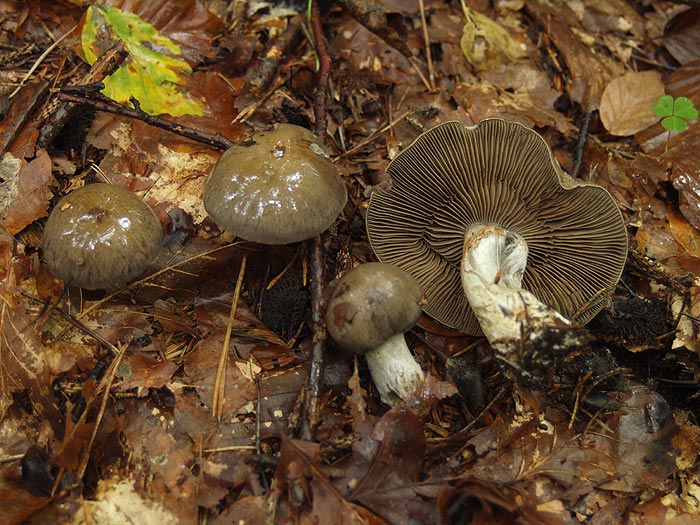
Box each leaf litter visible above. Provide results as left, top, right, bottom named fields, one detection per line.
left=1, top=0, right=700, bottom=523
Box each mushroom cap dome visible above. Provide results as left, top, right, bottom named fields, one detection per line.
left=366, top=119, right=628, bottom=335
left=42, top=183, right=163, bottom=290
left=204, top=124, right=347, bottom=244
left=327, top=262, right=423, bottom=354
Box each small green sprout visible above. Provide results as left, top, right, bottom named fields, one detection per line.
left=653, top=95, right=699, bottom=133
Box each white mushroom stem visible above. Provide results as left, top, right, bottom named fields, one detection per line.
left=460, top=225, right=574, bottom=373
left=364, top=333, right=424, bottom=406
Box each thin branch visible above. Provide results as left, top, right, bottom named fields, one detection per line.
left=300, top=0, right=334, bottom=441
left=213, top=255, right=247, bottom=420
left=57, top=89, right=235, bottom=150
left=38, top=40, right=129, bottom=149
left=571, top=111, right=592, bottom=179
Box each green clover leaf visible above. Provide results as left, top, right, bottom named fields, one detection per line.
left=653, top=95, right=698, bottom=133
left=673, top=96, right=699, bottom=120
left=652, top=95, right=674, bottom=118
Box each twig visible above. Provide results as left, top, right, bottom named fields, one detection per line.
left=77, top=340, right=129, bottom=479
left=418, top=0, right=435, bottom=91
left=571, top=111, right=591, bottom=179
left=38, top=40, right=129, bottom=149
left=213, top=255, right=247, bottom=420
left=57, top=90, right=235, bottom=150
left=238, top=15, right=304, bottom=103
left=311, top=3, right=332, bottom=141
left=300, top=0, right=333, bottom=441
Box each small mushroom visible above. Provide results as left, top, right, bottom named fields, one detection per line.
left=367, top=119, right=628, bottom=336
left=42, top=183, right=163, bottom=290
left=204, top=124, right=347, bottom=244
left=326, top=262, right=424, bottom=405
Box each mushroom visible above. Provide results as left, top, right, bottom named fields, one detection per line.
left=366, top=119, right=628, bottom=337
left=326, top=262, right=424, bottom=405
left=204, top=124, right=347, bottom=244
left=42, top=183, right=163, bottom=290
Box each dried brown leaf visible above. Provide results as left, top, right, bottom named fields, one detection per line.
left=663, top=7, right=700, bottom=65
left=115, top=352, right=178, bottom=392
left=527, top=1, right=610, bottom=111
left=600, top=71, right=664, bottom=136
left=0, top=150, right=56, bottom=234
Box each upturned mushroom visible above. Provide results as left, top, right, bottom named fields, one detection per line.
left=204, top=124, right=347, bottom=244
left=366, top=119, right=627, bottom=341
left=42, top=183, right=163, bottom=290
left=326, top=262, right=424, bottom=405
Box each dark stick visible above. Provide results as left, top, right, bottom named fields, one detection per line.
left=312, top=4, right=332, bottom=140
left=37, top=40, right=129, bottom=150
left=300, top=1, right=334, bottom=441
left=56, top=91, right=235, bottom=150
left=241, top=15, right=304, bottom=100
left=571, top=111, right=592, bottom=179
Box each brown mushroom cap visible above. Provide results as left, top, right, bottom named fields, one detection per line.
left=327, top=262, right=423, bottom=354
left=42, top=183, right=163, bottom=290
left=366, top=119, right=628, bottom=335
left=204, top=124, right=347, bottom=244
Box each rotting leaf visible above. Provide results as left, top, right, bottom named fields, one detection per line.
left=0, top=150, right=55, bottom=235
left=69, top=477, right=179, bottom=524
left=183, top=335, right=257, bottom=418
left=0, top=295, right=56, bottom=424
left=114, top=352, right=179, bottom=393
left=349, top=409, right=438, bottom=524
left=464, top=387, right=685, bottom=500
left=272, top=437, right=389, bottom=525
left=344, top=0, right=412, bottom=57
left=120, top=400, right=199, bottom=522
left=81, top=4, right=206, bottom=116
left=526, top=1, right=610, bottom=111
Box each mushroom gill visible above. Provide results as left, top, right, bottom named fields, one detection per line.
left=366, top=118, right=628, bottom=335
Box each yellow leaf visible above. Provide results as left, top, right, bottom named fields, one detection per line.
left=461, top=8, right=527, bottom=72
left=81, top=5, right=205, bottom=116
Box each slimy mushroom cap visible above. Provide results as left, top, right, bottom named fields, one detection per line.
left=42, top=183, right=163, bottom=290
left=204, top=124, right=347, bottom=244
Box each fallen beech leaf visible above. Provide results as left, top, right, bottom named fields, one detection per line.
left=0, top=150, right=55, bottom=234
left=663, top=6, right=700, bottom=65
left=667, top=206, right=700, bottom=258
left=115, top=352, right=179, bottom=392
left=599, top=71, right=664, bottom=136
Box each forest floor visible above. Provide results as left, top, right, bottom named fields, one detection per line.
left=1, top=1, right=700, bottom=523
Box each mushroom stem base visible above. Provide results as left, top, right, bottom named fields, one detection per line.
left=365, top=333, right=424, bottom=406
left=461, top=225, right=580, bottom=379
